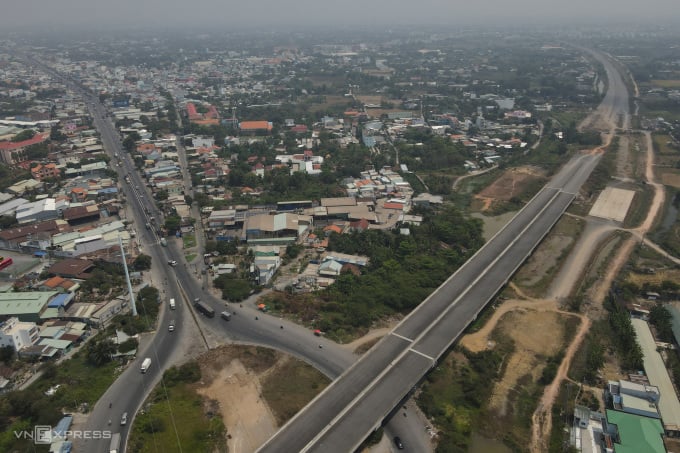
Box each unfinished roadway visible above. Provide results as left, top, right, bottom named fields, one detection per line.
left=258, top=151, right=602, bottom=453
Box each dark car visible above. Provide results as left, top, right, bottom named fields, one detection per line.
left=393, top=436, right=404, bottom=450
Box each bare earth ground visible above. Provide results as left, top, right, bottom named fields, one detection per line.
left=515, top=234, right=574, bottom=289
left=196, top=356, right=279, bottom=453
left=489, top=310, right=568, bottom=416
left=528, top=131, right=665, bottom=450
left=474, top=166, right=545, bottom=211
left=191, top=327, right=405, bottom=453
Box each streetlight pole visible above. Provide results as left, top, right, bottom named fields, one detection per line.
left=118, top=235, right=138, bottom=316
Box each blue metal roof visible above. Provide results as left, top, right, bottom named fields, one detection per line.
left=97, top=187, right=118, bottom=194
left=48, top=293, right=70, bottom=308
left=33, top=251, right=47, bottom=257
left=53, top=415, right=73, bottom=437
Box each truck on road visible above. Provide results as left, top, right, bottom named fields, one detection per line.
left=194, top=299, right=215, bottom=318
left=109, top=432, right=121, bottom=453
left=140, top=358, right=151, bottom=373
left=169, top=298, right=176, bottom=310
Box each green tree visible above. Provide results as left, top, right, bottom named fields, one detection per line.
left=118, top=338, right=138, bottom=353
left=164, top=214, right=181, bottom=234
left=133, top=254, right=152, bottom=271
left=86, top=338, right=116, bottom=366
left=11, top=130, right=36, bottom=142
left=0, top=345, right=15, bottom=364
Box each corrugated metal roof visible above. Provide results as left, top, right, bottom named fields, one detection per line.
left=632, top=317, right=680, bottom=429
left=605, top=410, right=665, bottom=453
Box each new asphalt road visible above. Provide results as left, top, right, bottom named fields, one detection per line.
left=258, top=152, right=602, bottom=453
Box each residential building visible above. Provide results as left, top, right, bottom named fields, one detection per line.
left=0, top=317, right=40, bottom=351
left=31, top=163, right=61, bottom=181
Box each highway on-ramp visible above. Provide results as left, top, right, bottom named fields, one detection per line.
left=258, top=152, right=601, bottom=453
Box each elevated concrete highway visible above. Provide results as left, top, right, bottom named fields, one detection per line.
left=258, top=152, right=601, bottom=453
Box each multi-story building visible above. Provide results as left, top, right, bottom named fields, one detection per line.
left=0, top=317, right=40, bottom=351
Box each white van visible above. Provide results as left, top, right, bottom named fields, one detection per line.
left=169, top=298, right=176, bottom=310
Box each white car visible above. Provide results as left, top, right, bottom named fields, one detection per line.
left=120, top=412, right=128, bottom=425
left=168, top=260, right=177, bottom=267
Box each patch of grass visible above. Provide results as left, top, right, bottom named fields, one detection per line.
left=39, top=348, right=121, bottom=411
left=547, top=381, right=580, bottom=453
left=624, top=185, right=655, bottom=228
left=652, top=133, right=678, bottom=155
left=185, top=253, right=197, bottom=263
left=128, top=383, right=226, bottom=453
left=182, top=234, right=197, bottom=248
left=417, top=340, right=515, bottom=453
left=651, top=80, right=680, bottom=89
left=456, top=168, right=503, bottom=197
left=569, top=231, right=625, bottom=311
left=261, top=357, right=330, bottom=425
left=0, top=342, right=124, bottom=451
left=513, top=215, right=585, bottom=297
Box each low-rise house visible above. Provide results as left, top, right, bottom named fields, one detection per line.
left=40, top=276, right=79, bottom=293
left=6, top=179, right=42, bottom=196
left=62, top=204, right=101, bottom=226
left=31, top=163, right=60, bottom=181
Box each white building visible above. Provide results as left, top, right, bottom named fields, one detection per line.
left=0, top=317, right=40, bottom=351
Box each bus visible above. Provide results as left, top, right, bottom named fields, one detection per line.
left=194, top=300, right=215, bottom=318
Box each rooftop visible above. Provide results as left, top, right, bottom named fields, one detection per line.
left=606, top=409, right=665, bottom=453
left=0, top=291, right=57, bottom=316
left=632, top=318, right=680, bottom=430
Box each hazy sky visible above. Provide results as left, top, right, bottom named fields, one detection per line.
left=2, top=0, right=680, bottom=31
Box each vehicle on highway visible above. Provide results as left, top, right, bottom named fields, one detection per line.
left=169, top=298, right=176, bottom=310
left=160, top=238, right=168, bottom=247
left=220, top=311, right=231, bottom=321
left=109, top=432, right=121, bottom=453
left=195, top=299, right=215, bottom=318
left=140, top=358, right=152, bottom=373
left=120, top=412, right=128, bottom=425
left=168, top=260, right=177, bottom=267
left=168, top=321, right=175, bottom=332
left=393, top=436, right=404, bottom=450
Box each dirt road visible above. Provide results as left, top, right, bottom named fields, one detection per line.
left=529, top=103, right=665, bottom=452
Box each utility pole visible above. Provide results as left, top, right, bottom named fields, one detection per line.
left=118, top=235, right=137, bottom=316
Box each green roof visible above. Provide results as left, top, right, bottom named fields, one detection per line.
left=0, top=291, right=57, bottom=316
left=606, top=410, right=666, bottom=453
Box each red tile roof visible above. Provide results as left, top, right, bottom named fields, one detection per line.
left=0, top=133, right=49, bottom=150
left=240, top=121, right=272, bottom=131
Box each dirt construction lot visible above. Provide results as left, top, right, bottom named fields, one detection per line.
left=196, top=347, right=280, bottom=452
left=475, top=166, right=546, bottom=211
left=460, top=301, right=573, bottom=416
